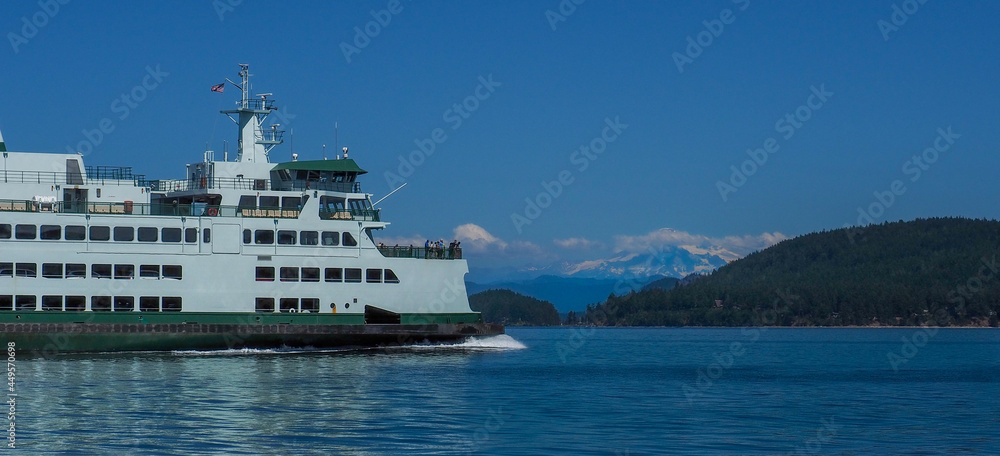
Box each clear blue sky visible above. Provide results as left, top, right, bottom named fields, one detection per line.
left=2, top=1, right=998, bottom=273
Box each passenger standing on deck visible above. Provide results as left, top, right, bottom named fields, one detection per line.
left=424, top=239, right=430, bottom=258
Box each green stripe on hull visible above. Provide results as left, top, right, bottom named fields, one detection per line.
left=0, top=311, right=483, bottom=325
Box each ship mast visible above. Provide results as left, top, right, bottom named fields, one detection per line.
left=221, top=64, right=284, bottom=163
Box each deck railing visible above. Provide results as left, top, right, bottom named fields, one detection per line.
left=377, top=245, right=462, bottom=260
left=1, top=169, right=147, bottom=187
left=0, top=199, right=382, bottom=221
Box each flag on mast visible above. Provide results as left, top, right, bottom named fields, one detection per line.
left=211, top=83, right=225, bottom=93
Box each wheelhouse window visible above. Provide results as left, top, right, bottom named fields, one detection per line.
left=90, top=226, right=110, bottom=241
left=40, top=225, right=61, bottom=240
left=65, top=225, right=86, bottom=240
left=162, top=228, right=182, bottom=243
left=255, top=297, right=275, bottom=312
left=114, top=226, right=134, bottom=242
left=344, top=268, right=362, bottom=283
left=15, top=224, right=36, bottom=240
left=322, top=231, right=339, bottom=246
left=255, top=266, right=275, bottom=281
left=366, top=268, right=382, bottom=283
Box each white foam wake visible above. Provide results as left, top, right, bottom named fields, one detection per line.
left=404, top=334, right=527, bottom=351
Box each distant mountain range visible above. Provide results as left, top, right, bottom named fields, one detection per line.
left=467, top=275, right=662, bottom=312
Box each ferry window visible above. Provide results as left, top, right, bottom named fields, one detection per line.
left=322, top=231, right=339, bottom=246
left=65, top=225, right=86, bottom=240
left=302, top=267, right=320, bottom=282
left=343, top=232, right=357, bottom=247
left=277, top=230, right=297, bottom=245
left=137, top=227, right=158, bottom=242
left=282, top=196, right=301, bottom=209
left=325, top=268, right=343, bottom=282
left=139, top=297, right=160, bottom=312
left=90, top=226, right=110, bottom=241
left=255, top=230, right=274, bottom=244
left=259, top=196, right=279, bottom=210
left=366, top=268, right=382, bottom=283
left=140, top=265, right=160, bottom=279
left=92, top=296, right=112, bottom=312
left=301, top=298, right=319, bottom=313
left=113, top=296, right=134, bottom=312
left=162, top=297, right=182, bottom=312
left=185, top=228, right=198, bottom=243
left=40, top=225, right=61, bottom=240
left=66, top=264, right=86, bottom=278
left=114, top=264, right=135, bottom=279
left=203, top=228, right=212, bottom=243
left=65, top=296, right=85, bottom=311
left=255, top=266, right=275, bottom=281
left=162, top=265, right=182, bottom=280
left=15, top=295, right=36, bottom=311
left=238, top=195, right=256, bottom=210
left=114, top=226, right=134, bottom=242
left=255, top=297, right=275, bottom=312
left=162, top=228, right=182, bottom=243
left=384, top=269, right=400, bottom=284
left=42, top=295, right=62, bottom=311
left=15, top=224, right=36, bottom=240
left=279, top=298, right=298, bottom=313
left=42, top=263, right=63, bottom=279
left=92, top=264, right=112, bottom=279
left=243, top=229, right=252, bottom=244
left=300, top=231, right=318, bottom=246
left=0, top=263, right=12, bottom=277
left=0, top=224, right=10, bottom=239
left=15, top=263, right=36, bottom=278
left=0, top=296, right=12, bottom=311
left=344, top=268, right=362, bottom=283
left=280, top=267, right=299, bottom=282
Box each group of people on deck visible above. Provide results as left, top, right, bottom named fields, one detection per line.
left=425, top=239, right=461, bottom=259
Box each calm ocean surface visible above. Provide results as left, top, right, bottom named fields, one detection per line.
left=13, top=327, right=1000, bottom=455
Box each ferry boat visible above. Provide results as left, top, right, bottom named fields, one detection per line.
left=0, top=64, right=501, bottom=354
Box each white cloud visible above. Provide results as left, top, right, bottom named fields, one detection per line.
left=613, top=227, right=787, bottom=259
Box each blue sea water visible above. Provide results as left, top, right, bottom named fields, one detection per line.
left=12, top=327, right=1000, bottom=455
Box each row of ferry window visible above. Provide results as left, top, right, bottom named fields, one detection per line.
left=0, top=263, right=182, bottom=280
left=0, top=224, right=211, bottom=243
left=254, top=298, right=321, bottom=313
left=0, top=295, right=182, bottom=312
left=244, top=229, right=357, bottom=247
left=255, top=267, right=399, bottom=283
